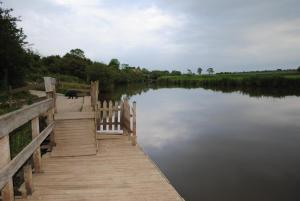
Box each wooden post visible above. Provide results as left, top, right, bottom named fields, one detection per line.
left=90, top=81, right=99, bottom=111
left=122, top=98, right=131, bottom=138
left=44, top=77, right=56, bottom=149
left=23, top=163, right=33, bottom=195
left=47, top=108, right=55, bottom=147
left=108, top=101, right=113, bottom=130
left=120, top=100, right=124, bottom=130
left=90, top=81, right=95, bottom=110
left=31, top=117, right=42, bottom=173
left=131, top=101, right=137, bottom=146
left=44, top=77, right=56, bottom=112
left=0, top=135, right=14, bottom=201
left=114, top=101, right=118, bottom=130
left=103, top=101, right=107, bottom=130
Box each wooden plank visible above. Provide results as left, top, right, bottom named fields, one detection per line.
left=47, top=108, right=56, bottom=147
left=54, top=112, right=95, bottom=120
left=44, top=77, right=56, bottom=92
left=31, top=117, right=42, bottom=173
left=0, top=135, right=14, bottom=201
left=51, top=119, right=96, bottom=157
left=122, top=98, right=131, bottom=135
left=114, top=101, right=118, bottom=130
left=1, top=180, right=14, bottom=201
left=17, top=136, right=184, bottom=201
left=131, top=101, right=137, bottom=146
left=0, top=122, right=54, bottom=190
left=0, top=99, right=53, bottom=138
left=103, top=101, right=107, bottom=130
left=96, top=134, right=123, bottom=140
left=23, top=164, right=33, bottom=195
left=108, top=101, right=113, bottom=130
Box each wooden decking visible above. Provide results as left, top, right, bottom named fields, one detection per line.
left=51, top=119, right=96, bottom=157
left=17, top=95, right=184, bottom=201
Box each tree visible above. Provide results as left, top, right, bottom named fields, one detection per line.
left=297, top=66, right=300, bottom=72
left=0, top=5, right=30, bottom=88
left=207, top=68, right=214, bottom=75
left=187, top=69, right=192, bottom=75
left=61, top=49, right=92, bottom=80
left=108, top=58, right=120, bottom=69
left=69, top=48, right=85, bottom=59
left=171, top=70, right=181, bottom=76
left=197, top=67, right=202, bottom=75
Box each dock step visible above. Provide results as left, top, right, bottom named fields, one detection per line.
left=54, top=112, right=94, bottom=120
left=51, top=119, right=96, bottom=157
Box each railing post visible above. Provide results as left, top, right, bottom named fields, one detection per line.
left=44, top=77, right=56, bottom=149
left=90, top=80, right=99, bottom=111
left=122, top=98, right=130, bottom=138
left=44, top=77, right=56, bottom=112
left=131, top=101, right=137, bottom=146
left=31, top=117, right=42, bottom=173
left=23, top=163, right=33, bottom=195
left=47, top=108, right=55, bottom=147
left=0, top=135, right=14, bottom=201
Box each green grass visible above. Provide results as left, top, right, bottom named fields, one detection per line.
left=56, top=81, right=90, bottom=94
left=157, top=70, right=300, bottom=88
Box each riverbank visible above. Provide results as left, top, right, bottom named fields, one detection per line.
left=157, top=70, right=300, bottom=88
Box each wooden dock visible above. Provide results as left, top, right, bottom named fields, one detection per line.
left=0, top=78, right=184, bottom=201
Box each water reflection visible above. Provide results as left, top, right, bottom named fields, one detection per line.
left=99, top=83, right=300, bottom=101
left=134, top=89, right=300, bottom=201
left=103, top=85, right=300, bottom=201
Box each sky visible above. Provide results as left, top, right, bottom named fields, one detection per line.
left=3, top=0, right=300, bottom=72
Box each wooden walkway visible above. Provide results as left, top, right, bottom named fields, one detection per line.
left=17, top=95, right=183, bottom=201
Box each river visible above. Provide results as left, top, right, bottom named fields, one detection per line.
left=103, top=85, right=300, bottom=201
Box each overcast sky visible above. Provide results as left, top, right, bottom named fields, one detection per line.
left=3, top=0, right=300, bottom=72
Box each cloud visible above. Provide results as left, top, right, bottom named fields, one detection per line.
left=2, top=0, right=300, bottom=71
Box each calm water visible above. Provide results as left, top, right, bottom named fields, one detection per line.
left=115, top=87, right=300, bottom=201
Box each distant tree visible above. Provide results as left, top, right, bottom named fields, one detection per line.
left=61, top=49, right=92, bottom=80
left=108, top=58, right=120, bottom=69
left=0, top=5, right=30, bottom=88
left=69, top=48, right=85, bottom=59
left=86, top=62, right=110, bottom=83
left=120, top=64, right=129, bottom=69
left=197, top=67, right=202, bottom=75
left=207, top=68, right=214, bottom=75
left=297, top=66, right=300, bottom=72
left=187, top=69, right=192, bottom=75
left=42, top=55, right=62, bottom=74
left=171, top=70, right=181, bottom=76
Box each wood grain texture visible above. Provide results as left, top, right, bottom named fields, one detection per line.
left=51, top=119, right=96, bottom=157
left=0, top=136, right=14, bottom=201
left=18, top=136, right=184, bottom=201
left=31, top=117, right=42, bottom=173
left=0, top=122, right=54, bottom=189
left=0, top=99, right=53, bottom=137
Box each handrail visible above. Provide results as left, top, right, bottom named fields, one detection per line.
left=0, top=122, right=54, bottom=189
left=0, top=77, right=56, bottom=201
left=0, top=98, right=53, bottom=137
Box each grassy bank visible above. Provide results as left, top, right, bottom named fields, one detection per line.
left=157, top=70, right=300, bottom=88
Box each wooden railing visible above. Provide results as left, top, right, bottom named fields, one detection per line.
left=95, top=98, right=137, bottom=145
left=0, top=77, right=56, bottom=201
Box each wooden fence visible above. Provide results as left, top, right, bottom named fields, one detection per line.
left=95, top=98, right=136, bottom=146
left=0, top=78, right=56, bottom=201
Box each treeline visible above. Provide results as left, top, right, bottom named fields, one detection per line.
left=158, top=73, right=300, bottom=89
left=0, top=5, right=182, bottom=91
